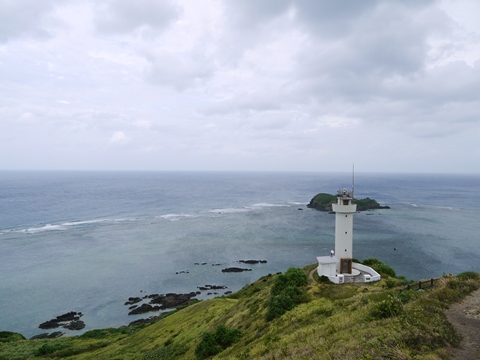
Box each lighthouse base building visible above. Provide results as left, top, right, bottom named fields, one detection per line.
left=317, top=188, right=380, bottom=284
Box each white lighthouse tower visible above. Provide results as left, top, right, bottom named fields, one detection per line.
left=316, top=170, right=381, bottom=284
left=333, top=188, right=356, bottom=274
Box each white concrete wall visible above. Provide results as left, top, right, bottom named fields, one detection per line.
left=317, top=261, right=336, bottom=277
left=352, top=262, right=381, bottom=282
left=332, top=203, right=357, bottom=213
left=333, top=201, right=356, bottom=272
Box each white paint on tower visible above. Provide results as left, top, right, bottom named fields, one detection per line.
left=332, top=188, right=356, bottom=274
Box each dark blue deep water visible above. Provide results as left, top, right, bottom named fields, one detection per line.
left=1, top=171, right=479, bottom=337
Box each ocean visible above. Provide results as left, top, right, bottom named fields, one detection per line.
left=0, top=171, right=479, bottom=338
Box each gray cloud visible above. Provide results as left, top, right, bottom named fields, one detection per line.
left=1, top=0, right=479, bottom=172
left=145, top=51, right=215, bottom=91
left=0, top=0, right=63, bottom=42
left=94, top=0, right=181, bottom=34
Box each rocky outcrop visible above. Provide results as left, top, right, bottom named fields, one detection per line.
left=128, top=304, right=162, bottom=315
left=197, top=285, right=227, bottom=291
left=128, top=315, right=164, bottom=327
left=38, top=312, right=84, bottom=331
left=124, top=297, right=142, bottom=306
left=63, top=321, right=85, bottom=331
left=30, top=331, right=64, bottom=340
left=222, top=267, right=252, bottom=273
left=149, top=292, right=198, bottom=308
left=238, top=260, right=267, bottom=264
left=126, top=292, right=199, bottom=315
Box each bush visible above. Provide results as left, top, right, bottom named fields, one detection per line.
left=271, top=268, right=307, bottom=295
left=376, top=264, right=396, bottom=277
left=385, top=279, right=397, bottom=289
left=266, top=268, right=308, bottom=321
left=80, top=328, right=128, bottom=339
left=0, top=332, right=25, bottom=343
left=368, top=295, right=403, bottom=320
left=143, top=343, right=188, bottom=360
left=195, top=332, right=221, bottom=360
left=397, top=290, right=417, bottom=304
left=362, top=258, right=383, bottom=266
left=265, top=294, right=296, bottom=321
left=362, top=258, right=396, bottom=277
left=195, top=324, right=241, bottom=360
left=443, top=275, right=480, bottom=302
left=34, top=342, right=67, bottom=356
left=313, top=303, right=334, bottom=317
left=457, top=271, right=479, bottom=281
left=318, top=275, right=331, bottom=284
left=285, top=267, right=308, bottom=286
left=401, top=298, right=461, bottom=351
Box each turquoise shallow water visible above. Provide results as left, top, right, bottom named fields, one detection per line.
left=0, top=171, right=479, bottom=337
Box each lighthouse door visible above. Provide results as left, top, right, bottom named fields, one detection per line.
left=340, top=259, right=352, bottom=274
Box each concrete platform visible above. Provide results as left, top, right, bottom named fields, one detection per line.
left=342, top=269, right=361, bottom=277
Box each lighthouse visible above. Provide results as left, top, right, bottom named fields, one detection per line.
left=333, top=188, right=356, bottom=274
left=316, top=173, right=381, bottom=284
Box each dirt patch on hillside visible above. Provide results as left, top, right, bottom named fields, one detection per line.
left=445, top=288, right=480, bottom=359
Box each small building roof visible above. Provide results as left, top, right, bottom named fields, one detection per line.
left=317, top=256, right=338, bottom=264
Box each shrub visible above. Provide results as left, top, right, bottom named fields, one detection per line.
left=362, top=258, right=396, bottom=277
left=369, top=295, right=403, bottom=320
left=143, top=343, right=188, bottom=360
left=265, top=294, right=296, bottom=321
left=457, top=271, right=479, bottom=281
left=214, top=324, right=242, bottom=349
left=0, top=331, right=25, bottom=343
left=34, top=342, right=67, bottom=356
left=401, top=299, right=461, bottom=351
left=266, top=268, right=308, bottom=321
left=397, top=290, right=416, bottom=304
left=362, top=258, right=382, bottom=266
left=195, top=324, right=241, bottom=360
left=80, top=328, right=128, bottom=339
left=195, top=332, right=220, bottom=360
left=318, top=275, right=331, bottom=284
left=313, top=303, right=334, bottom=317
left=442, top=275, right=480, bottom=303
left=271, top=267, right=307, bottom=295
left=376, top=264, right=396, bottom=277
left=284, top=267, right=308, bottom=287
left=385, top=279, right=397, bottom=289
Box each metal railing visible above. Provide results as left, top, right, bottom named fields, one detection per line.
left=398, top=278, right=440, bottom=294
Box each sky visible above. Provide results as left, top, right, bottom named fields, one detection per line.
left=1, top=0, right=479, bottom=173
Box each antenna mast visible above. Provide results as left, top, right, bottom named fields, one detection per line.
left=352, top=164, right=355, bottom=198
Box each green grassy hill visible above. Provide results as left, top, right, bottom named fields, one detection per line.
left=1, top=262, right=479, bottom=359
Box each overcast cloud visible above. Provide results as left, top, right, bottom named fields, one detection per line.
left=1, top=0, right=479, bottom=173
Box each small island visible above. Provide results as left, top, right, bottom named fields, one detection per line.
left=307, top=192, right=390, bottom=212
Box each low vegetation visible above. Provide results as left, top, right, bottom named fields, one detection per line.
left=1, top=262, right=479, bottom=359
left=195, top=324, right=241, bottom=360
left=266, top=267, right=308, bottom=321
left=307, top=193, right=389, bottom=211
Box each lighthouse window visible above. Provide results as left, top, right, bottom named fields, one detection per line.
left=345, top=215, right=347, bottom=218
left=345, top=231, right=347, bottom=234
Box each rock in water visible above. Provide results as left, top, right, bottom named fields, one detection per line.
left=63, top=321, right=85, bottom=331
left=222, top=267, right=252, bottom=273
left=128, top=303, right=162, bottom=315
left=39, top=320, right=60, bottom=330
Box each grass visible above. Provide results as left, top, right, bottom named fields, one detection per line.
left=1, top=266, right=478, bottom=359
